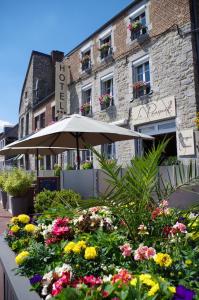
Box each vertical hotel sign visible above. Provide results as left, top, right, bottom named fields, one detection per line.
left=55, top=62, right=67, bottom=118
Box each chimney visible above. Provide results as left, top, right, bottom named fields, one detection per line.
left=51, top=50, right=64, bottom=65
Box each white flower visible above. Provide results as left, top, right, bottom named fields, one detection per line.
left=55, top=264, right=72, bottom=277
left=41, top=285, right=48, bottom=296
left=45, top=295, right=52, bottom=300
left=103, top=275, right=112, bottom=283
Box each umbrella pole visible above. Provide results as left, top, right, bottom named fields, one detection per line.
left=36, top=149, right=39, bottom=177
left=75, top=133, right=80, bottom=170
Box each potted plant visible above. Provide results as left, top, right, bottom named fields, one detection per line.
left=98, top=42, right=111, bottom=53
left=0, top=171, right=8, bottom=209
left=81, top=161, right=93, bottom=170
left=4, top=169, right=34, bottom=216
left=81, top=54, right=91, bottom=70
left=99, top=94, right=113, bottom=109
left=80, top=102, right=91, bottom=115
left=128, top=20, right=145, bottom=33
left=54, top=164, right=62, bottom=177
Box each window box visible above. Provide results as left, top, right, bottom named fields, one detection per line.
left=128, top=20, right=146, bottom=33
left=129, top=12, right=147, bottom=41
left=133, top=81, right=150, bottom=98
left=80, top=102, right=92, bottom=116
left=99, top=94, right=113, bottom=110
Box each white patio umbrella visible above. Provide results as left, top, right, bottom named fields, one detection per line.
left=5, top=114, right=154, bottom=169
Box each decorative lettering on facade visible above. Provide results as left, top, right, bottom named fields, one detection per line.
left=132, top=96, right=176, bottom=125
left=177, top=129, right=195, bottom=156
left=55, top=62, right=67, bottom=118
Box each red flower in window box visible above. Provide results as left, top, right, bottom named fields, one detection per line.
left=128, top=20, right=145, bottom=32
left=133, top=81, right=147, bottom=91
left=99, top=94, right=112, bottom=106
left=80, top=102, right=91, bottom=114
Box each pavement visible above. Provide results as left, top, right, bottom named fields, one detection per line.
left=0, top=203, right=11, bottom=234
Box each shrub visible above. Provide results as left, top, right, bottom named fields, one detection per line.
left=34, top=189, right=57, bottom=213
left=0, top=171, right=8, bottom=191
left=4, top=169, right=34, bottom=197
left=34, top=189, right=81, bottom=213
left=66, top=165, right=74, bottom=170
left=54, top=164, right=62, bottom=176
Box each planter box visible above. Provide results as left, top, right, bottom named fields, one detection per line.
left=0, top=236, right=41, bottom=300
left=8, top=188, right=34, bottom=216
left=0, top=190, right=8, bottom=209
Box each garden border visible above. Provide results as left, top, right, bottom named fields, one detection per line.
left=0, top=236, right=41, bottom=300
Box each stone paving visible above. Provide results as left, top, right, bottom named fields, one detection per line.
left=0, top=203, right=11, bottom=234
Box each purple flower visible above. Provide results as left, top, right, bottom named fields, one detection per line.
left=29, top=274, right=42, bottom=285
left=173, top=285, right=195, bottom=300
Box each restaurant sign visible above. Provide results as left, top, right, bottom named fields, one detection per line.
left=55, top=62, right=67, bottom=118
left=132, top=96, right=176, bottom=125
left=177, top=129, right=195, bottom=156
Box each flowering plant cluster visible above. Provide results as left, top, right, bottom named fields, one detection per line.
left=4, top=200, right=199, bottom=300
left=98, top=42, right=111, bottom=52
left=194, top=112, right=199, bottom=129
left=127, top=20, right=146, bottom=32
left=99, top=94, right=112, bottom=107
left=133, top=80, right=148, bottom=91
left=80, top=102, right=91, bottom=114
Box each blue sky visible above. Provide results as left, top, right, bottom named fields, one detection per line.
left=0, top=0, right=132, bottom=130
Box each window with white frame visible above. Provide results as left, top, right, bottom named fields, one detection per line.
left=101, top=143, right=116, bottom=160
left=81, top=86, right=92, bottom=116
left=100, top=75, right=114, bottom=110
left=81, top=48, right=91, bottom=71
left=99, top=35, right=112, bottom=60
left=128, top=8, right=147, bottom=41
left=82, top=149, right=93, bottom=162
left=133, top=60, right=150, bottom=98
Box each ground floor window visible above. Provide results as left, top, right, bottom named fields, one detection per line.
left=136, top=119, right=177, bottom=165
left=101, top=143, right=116, bottom=160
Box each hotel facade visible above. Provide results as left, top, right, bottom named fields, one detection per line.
left=18, top=0, right=199, bottom=170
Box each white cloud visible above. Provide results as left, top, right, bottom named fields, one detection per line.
left=0, top=120, right=12, bottom=133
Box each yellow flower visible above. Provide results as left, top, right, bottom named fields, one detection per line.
left=154, top=253, right=172, bottom=267
left=84, top=247, right=97, bottom=260
left=140, top=274, right=155, bottom=287
left=10, top=217, right=18, bottom=224
left=24, top=224, right=37, bottom=233
left=185, top=259, right=192, bottom=265
left=64, top=242, right=76, bottom=253
left=15, top=251, right=29, bottom=265
left=148, top=283, right=159, bottom=296
left=76, top=240, right=86, bottom=249
left=168, top=286, right=176, bottom=293
left=10, top=225, right=20, bottom=233
left=73, top=244, right=81, bottom=254
left=18, top=214, right=30, bottom=224
left=130, top=278, right=137, bottom=286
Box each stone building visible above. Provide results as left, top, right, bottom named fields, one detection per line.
left=0, top=124, right=18, bottom=169
left=18, top=0, right=199, bottom=170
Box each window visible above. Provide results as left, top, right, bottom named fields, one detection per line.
left=52, top=106, right=56, bottom=122
left=82, top=149, right=93, bottom=162
left=81, top=88, right=92, bottom=116
left=81, top=49, right=91, bottom=71
left=133, top=61, right=150, bottom=98
left=25, top=91, right=28, bottom=98
left=101, top=143, right=116, bottom=160
left=25, top=113, right=29, bottom=136
left=99, top=35, right=112, bottom=60
left=35, top=116, right=39, bottom=131
left=40, top=112, right=45, bottom=129
left=100, top=76, right=114, bottom=110
left=20, top=117, right=24, bottom=138
left=129, top=11, right=147, bottom=40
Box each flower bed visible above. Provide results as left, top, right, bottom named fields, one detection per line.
left=3, top=199, right=199, bottom=300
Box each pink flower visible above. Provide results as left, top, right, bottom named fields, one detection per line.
left=54, top=217, right=70, bottom=227
left=119, top=243, right=132, bottom=257
left=83, top=275, right=102, bottom=287
left=52, top=225, right=70, bottom=236
left=160, top=200, right=169, bottom=208
left=151, top=207, right=162, bottom=219
left=112, top=269, right=132, bottom=284
left=45, top=237, right=61, bottom=245
left=134, top=245, right=156, bottom=261
left=51, top=272, right=71, bottom=296
left=171, top=222, right=187, bottom=235
left=102, top=290, right=109, bottom=298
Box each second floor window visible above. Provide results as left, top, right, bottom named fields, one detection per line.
left=81, top=88, right=92, bottom=116
left=52, top=106, right=56, bottom=122
left=99, top=35, right=112, bottom=60
left=101, top=143, right=116, bottom=160
left=34, top=112, right=45, bottom=131
left=133, top=61, right=150, bottom=98
left=40, top=112, right=45, bottom=129
left=81, top=49, right=91, bottom=71
left=128, top=12, right=147, bottom=40
left=20, top=117, right=24, bottom=138
left=25, top=113, right=29, bottom=136
left=99, top=77, right=114, bottom=110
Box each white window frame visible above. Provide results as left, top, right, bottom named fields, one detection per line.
left=132, top=55, right=150, bottom=98
left=101, top=143, right=116, bottom=160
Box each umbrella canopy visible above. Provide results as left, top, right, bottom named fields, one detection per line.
left=0, top=146, right=68, bottom=156
left=5, top=114, right=154, bottom=169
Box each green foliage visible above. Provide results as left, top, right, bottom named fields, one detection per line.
left=81, top=161, right=93, bottom=170
left=54, top=164, right=62, bottom=176
left=34, top=189, right=81, bottom=213
left=4, top=168, right=34, bottom=197
left=66, top=165, right=74, bottom=170
left=0, top=171, right=8, bottom=190
left=160, top=156, right=180, bottom=166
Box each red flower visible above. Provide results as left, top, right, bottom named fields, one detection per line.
left=102, top=290, right=109, bottom=298
left=83, top=275, right=102, bottom=287
left=112, top=269, right=132, bottom=284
